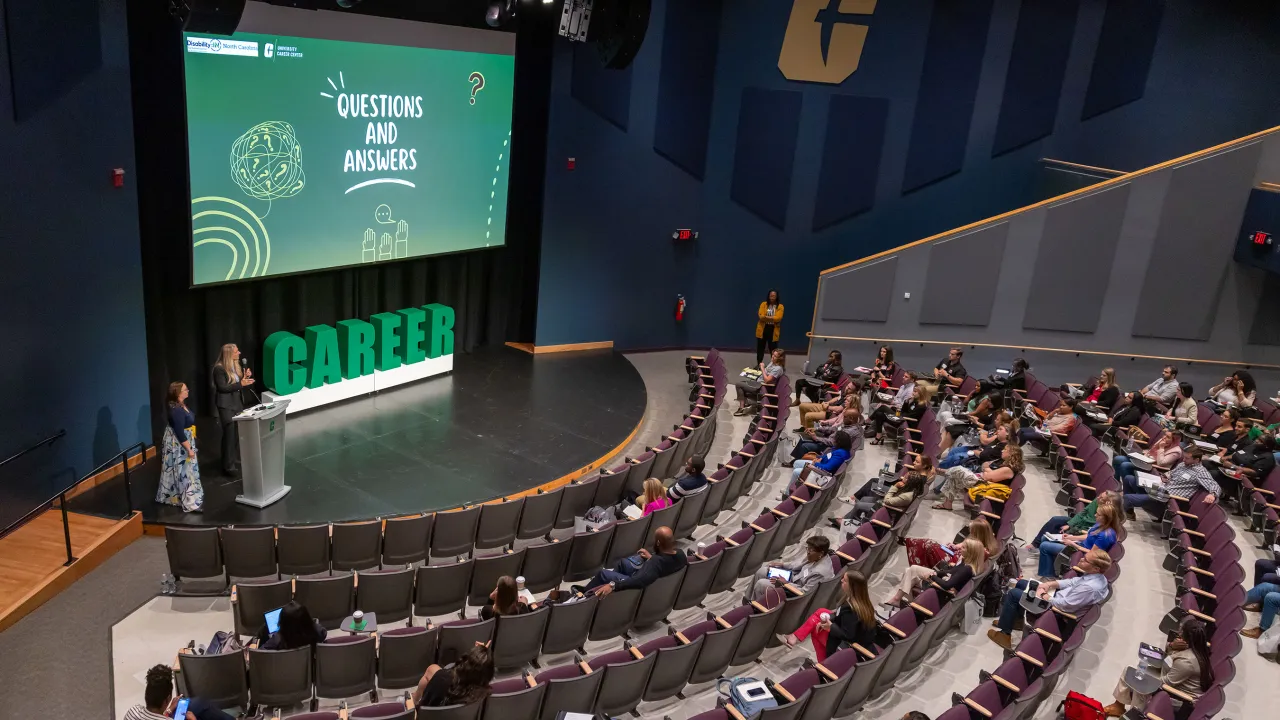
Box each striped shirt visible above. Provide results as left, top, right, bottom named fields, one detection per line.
left=1165, top=462, right=1221, bottom=499
left=124, top=706, right=170, bottom=720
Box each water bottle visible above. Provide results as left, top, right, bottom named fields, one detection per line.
left=882, top=461, right=890, bottom=476
left=1134, top=665, right=1146, bottom=682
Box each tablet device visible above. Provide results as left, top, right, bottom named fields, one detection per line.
left=766, top=567, right=793, bottom=582
left=264, top=606, right=284, bottom=635
left=1042, top=533, right=1063, bottom=543
left=1138, top=642, right=1165, bottom=663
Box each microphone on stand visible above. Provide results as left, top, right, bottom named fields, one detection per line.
left=240, top=356, right=264, bottom=406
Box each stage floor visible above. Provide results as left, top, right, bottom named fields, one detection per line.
left=69, top=347, right=646, bottom=527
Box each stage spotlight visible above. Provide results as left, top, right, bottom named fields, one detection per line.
left=336, top=0, right=362, bottom=7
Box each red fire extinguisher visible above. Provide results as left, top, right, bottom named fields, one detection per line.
left=675, top=294, right=686, bottom=322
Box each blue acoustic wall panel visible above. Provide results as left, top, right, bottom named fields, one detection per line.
left=992, top=1, right=1080, bottom=156
left=652, top=0, right=722, bottom=179
left=4, top=0, right=102, bottom=120
left=1081, top=0, right=1165, bottom=121
left=571, top=42, right=632, bottom=130
left=819, top=257, right=898, bottom=324
left=812, top=96, right=889, bottom=231
left=729, top=87, right=802, bottom=230
left=901, top=0, right=995, bottom=193
left=919, top=223, right=1009, bottom=327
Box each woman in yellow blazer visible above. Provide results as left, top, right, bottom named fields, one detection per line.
left=755, top=290, right=783, bottom=364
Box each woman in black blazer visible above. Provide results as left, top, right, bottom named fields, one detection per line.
left=212, top=343, right=253, bottom=476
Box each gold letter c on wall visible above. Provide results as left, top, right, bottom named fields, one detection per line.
left=778, top=0, right=876, bottom=85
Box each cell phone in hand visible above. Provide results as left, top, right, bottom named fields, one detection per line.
left=172, top=697, right=190, bottom=718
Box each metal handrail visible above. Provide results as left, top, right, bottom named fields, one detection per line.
left=0, top=441, right=147, bottom=565
left=0, top=430, right=65, bottom=470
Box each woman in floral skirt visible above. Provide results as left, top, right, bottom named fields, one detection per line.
left=155, top=381, right=204, bottom=512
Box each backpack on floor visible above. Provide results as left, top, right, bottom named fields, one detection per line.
left=716, top=677, right=778, bottom=717
left=1060, top=690, right=1106, bottom=720
left=205, top=630, right=242, bottom=655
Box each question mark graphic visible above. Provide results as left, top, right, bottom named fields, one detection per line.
left=469, top=72, right=486, bottom=105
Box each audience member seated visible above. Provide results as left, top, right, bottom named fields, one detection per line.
left=794, top=350, right=844, bottom=405
left=865, top=371, right=917, bottom=437
left=1200, top=407, right=1240, bottom=447
left=125, top=665, right=234, bottom=720
left=413, top=644, right=494, bottom=708
left=788, top=431, right=854, bottom=490
left=903, top=517, right=998, bottom=568
left=1027, top=491, right=1122, bottom=551
left=1114, top=431, right=1182, bottom=488
left=1019, top=399, right=1079, bottom=452
left=789, top=406, right=862, bottom=465
left=734, top=348, right=786, bottom=416
left=578, top=526, right=686, bottom=596
left=869, top=384, right=930, bottom=445
left=261, top=601, right=326, bottom=650
left=932, top=445, right=1024, bottom=511
left=1104, top=618, right=1212, bottom=717
left=632, top=478, right=672, bottom=517
left=782, top=570, right=877, bottom=661
left=938, top=394, right=1002, bottom=453
left=1082, top=391, right=1143, bottom=437
left=1123, top=447, right=1219, bottom=520
left=1036, top=501, right=1121, bottom=579
left=479, top=575, right=532, bottom=621
left=830, top=469, right=929, bottom=529
left=987, top=547, right=1112, bottom=650
left=1207, top=431, right=1276, bottom=501
left=929, top=346, right=968, bottom=393
left=886, top=537, right=988, bottom=608
left=973, top=357, right=1030, bottom=397
left=938, top=414, right=1015, bottom=470
left=1067, top=367, right=1119, bottom=409
left=867, top=345, right=897, bottom=390
left=747, top=535, right=835, bottom=603
left=798, top=382, right=858, bottom=431
left=666, top=455, right=709, bottom=501
left=1208, top=370, right=1257, bottom=413
left=1139, top=365, right=1180, bottom=414
left=1157, top=382, right=1197, bottom=430
left=1253, top=549, right=1280, bottom=586
left=1241, top=577, right=1280, bottom=639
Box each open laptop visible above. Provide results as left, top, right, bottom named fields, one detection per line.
left=264, top=606, right=284, bottom=635
left=1135, top=471, right=1163, bottom=491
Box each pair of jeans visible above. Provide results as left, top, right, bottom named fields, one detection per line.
left=584, top=565, right=635, bottom=592
left=938, top=447, right=977, bottom=470
left=997, top=579, right=1032, bottom=634
left=1031, top=516, right=1070, bottom=547
left=1112, top=455, right=1136, bottom=480
left=1038, top=542, right=1066, bottom=578
left=1247, top=582, right=1280, bottom=630
left=1254, top=558, right=1280, bottom=586
left=1124, top=492, right=1161, bottom=518
left=792, top=440, right=824, bottom=461
left=1017, top=427, right=1045, bottom=448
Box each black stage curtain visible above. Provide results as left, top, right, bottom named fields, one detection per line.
left=126, top=1, right=552, bottom=440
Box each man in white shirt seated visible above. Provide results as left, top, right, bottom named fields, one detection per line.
left=124, top=665, right=234, bottom=720
left=987, top=547, right=1112, bottom=649
left=747, top=534, right=835, bottom=603
left=1140, top=365, right=1180, bottom=413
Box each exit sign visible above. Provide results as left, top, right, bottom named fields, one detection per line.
left=672, top=229, right=699, bottom=241
left=1252, top=231, right=1272, bottom=246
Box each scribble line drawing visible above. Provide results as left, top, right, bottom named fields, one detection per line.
left=229, top=121, right=306, bottom=219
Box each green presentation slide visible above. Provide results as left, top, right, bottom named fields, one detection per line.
left=183, top=31, right=514, bottom=286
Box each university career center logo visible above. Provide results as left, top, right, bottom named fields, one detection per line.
left=263, top=304, right=455, bottom=395
left=778, top=0, right=876, bottom=84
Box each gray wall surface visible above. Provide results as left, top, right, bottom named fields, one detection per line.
left=809, top=131, right=1280, bottom=392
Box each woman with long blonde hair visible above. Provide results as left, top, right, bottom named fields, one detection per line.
left=637, top=477, right=671, bottom=516
left=212, top=342, right=253, bottom=476
left=888, top=538, right=988, bottom=607
left=155, top=382, right=204, bottom=512
left=903, top=516, right=997, bottom=568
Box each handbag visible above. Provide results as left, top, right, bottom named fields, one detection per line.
left=1258, top=623, right=1280, bottom=656
left=961, top=595, right=984, bottom=634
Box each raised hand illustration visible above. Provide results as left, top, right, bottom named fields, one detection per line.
left=379, top=232, right=392, bottom=260
left=395, top=219, right=409, bottom=258
left=362, top=227, right=376, bottom=263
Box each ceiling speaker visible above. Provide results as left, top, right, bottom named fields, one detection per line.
left=182, top=0, right=248, bottom=36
